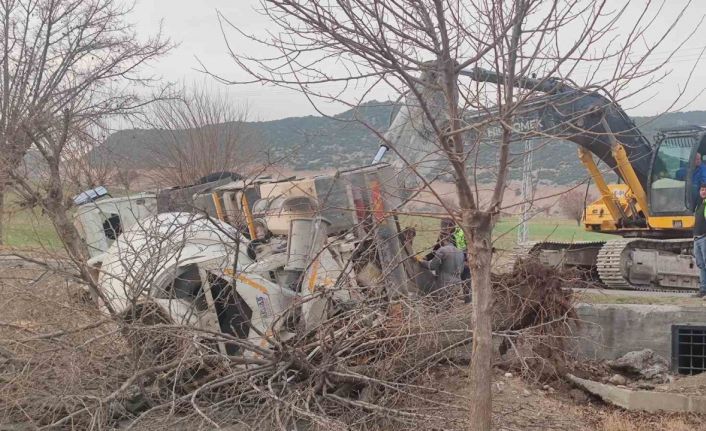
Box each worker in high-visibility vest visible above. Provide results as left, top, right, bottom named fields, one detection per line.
left=420, top=234, right=464, bottom=298
left=693, top=182, right=706, bottom=297
left=426, top=218, right=472, bottom=303
left=451, top=225, right=472, bottom=303
left=452, top=226, right=466, bottom=249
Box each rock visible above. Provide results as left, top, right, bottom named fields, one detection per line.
left=607, top=349, right=669, bottom=380
left=504, top=372, right=513, bottom=378
left=542, top=384, right=550, bottom=390
left=608, top=374, right=628, bottom=386
left=569, top=388, right=589, bottom=404
left=651, top=374, right=671, bottom=384
left=643, top=364, right=670, bottom=380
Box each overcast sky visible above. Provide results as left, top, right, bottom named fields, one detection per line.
left=133, top=0, right=706, bottom=121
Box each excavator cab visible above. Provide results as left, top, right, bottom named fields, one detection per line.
left=649, top=126, right=706, bottom=217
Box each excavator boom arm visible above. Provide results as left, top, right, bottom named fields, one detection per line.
left=460, top=67, right=654, bottom=191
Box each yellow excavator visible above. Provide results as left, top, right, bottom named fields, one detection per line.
left=462, top=68, right=703, bottom=291
left=376, top=67, right=702, bottom=291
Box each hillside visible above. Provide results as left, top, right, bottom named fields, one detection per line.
left=96, top=101, right=397, bottom=173
left=95, top=102, right=706, bottom=185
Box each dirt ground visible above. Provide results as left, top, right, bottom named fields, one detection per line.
left=394, top=361, right=706, bottom=431
left=1, top=260, right=706, bottom=430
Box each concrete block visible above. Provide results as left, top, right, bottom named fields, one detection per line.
left=567, top=374, right=706, bottom=413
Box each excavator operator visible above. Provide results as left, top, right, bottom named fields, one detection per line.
left=677, top=153, right=706, bottom=210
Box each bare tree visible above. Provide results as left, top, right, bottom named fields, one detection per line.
left=0, top=0, right=170, bottom=280
left=146, top=83, right=260, bottom=187
left=559, top=188, right=593, bottom=225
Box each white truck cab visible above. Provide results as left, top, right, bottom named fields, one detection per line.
left=73, top=190, right=158, bottom=259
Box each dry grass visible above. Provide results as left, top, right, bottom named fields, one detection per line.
left=0, top=266, right=127, bottom=428
left=576, top=292, right=701, bottom=307
left=599, top=412, right=693, bottom=431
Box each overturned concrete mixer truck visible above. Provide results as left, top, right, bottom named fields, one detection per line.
left=72, top=164, right=436, bottom=355
left=72, top=66, right=450, bottom=355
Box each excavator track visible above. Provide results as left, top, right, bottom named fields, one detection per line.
left=514, top=240, right=605, bottom=259
left=521, top=238, right=698, bottom=292
left=512, top=241, right=539, bottom=260
left=597, top=238, right=697, bottom=291
left=595, top=239, right=632, bottom=289
left=514, top=240, right=605, bottom=283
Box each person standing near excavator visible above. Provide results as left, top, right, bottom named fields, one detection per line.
left=425, top=218, right=472, bottom=303
left=450, top=223, right=472, bottom=303
left=693, top=183, right=706, bottom=298
left=419, top=235, right=464, bottom=300
left=693, top=155, right=706, bottom=210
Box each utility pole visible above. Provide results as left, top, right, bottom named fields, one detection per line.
left=518, top=137, right=534, bottom=244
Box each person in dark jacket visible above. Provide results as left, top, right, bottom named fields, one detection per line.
left=693, top=183, right=706, bottom=297
left=420, top=236, right=464, bottom=299
left=426, top=217, right=472, bottom=303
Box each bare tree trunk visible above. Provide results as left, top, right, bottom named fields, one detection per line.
left=48, top=200, right=90, bottom=265
left=467, top=210, right=494, bottom=431
left=0, top=181, right=5, bottom=245
left=43, top=161, right=90, bottom=266
left=42, top=175, right=114, bottom=313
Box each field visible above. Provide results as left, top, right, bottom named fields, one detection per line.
left=2, top=201, right=610, bottom=253
left=2, top=203, right=61, bottom=250
left=400, top=214, right=612, bottom=254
